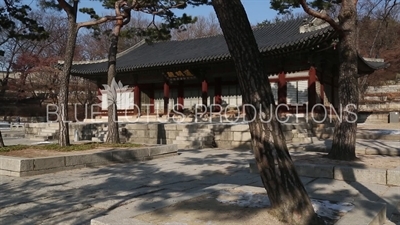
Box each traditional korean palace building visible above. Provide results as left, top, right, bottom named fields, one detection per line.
left=66, top=17, right=386, bottom=117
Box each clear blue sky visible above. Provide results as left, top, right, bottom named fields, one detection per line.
left=22, top=0, right=283, bottom=25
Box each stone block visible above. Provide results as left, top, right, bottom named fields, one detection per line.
left=112, top=148, right=150, bottom=162
left=214, top=140, right=233, bottom=149
left=21, top=165, right=85, bottom=177
left=336, top=200, right=386, bottom=225
left=163, top=124, right=177, bottom=131
left=65, top=152, right=113, bottom=166
left=211, top=124, right=232, bottom=134
left=230, top=124, right=249, bottom=132
left=166, top=131, right=180, bottom=139
left=148, top=130, right=157, bottom=138
left=149, top=144, right=178, bottom=156
left=233, top=131, right=251, bottom=142
left=334, top=166, right=387, bottom=185
left=128, top=137, right=146, bottom=143
left=144, top=123, right=155, bottom=130
left=131, top=130, right=146, bottom=138
left=365, top=148, right=400, bottom=156
left=387, top=167, right=400, bottom=186
left=0, top=156, right=34, bottom=172
left=33, top=157, right=65, bottom=170
left=0, top=169, right=21, bottom=177
left=215, top=132, right=233, bottom=141
left=231, top=141, right=251, bottom=149
left=125, top=124, right=148, bottom=130
left=294, top=163, right=334, bottom=179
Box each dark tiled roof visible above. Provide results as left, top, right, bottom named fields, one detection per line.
left=358, top=57, right=389, bottom=74
left=69, top=18, right=337, bottom=75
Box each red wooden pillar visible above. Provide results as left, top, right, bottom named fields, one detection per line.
left=134, top=84, right=140, bottom=114
left=214, top=77, right=222, bottom=112
left=308, top=66, right=317, bottom=111
left=163, top=81, right=170, bottom=115
left=201, top=79, right=208, bottom=106
left=149, top=85, right=155, bottom=114
left=178, top=81, right=184, bottom=111
left=277, top=71, right=286, bottom=104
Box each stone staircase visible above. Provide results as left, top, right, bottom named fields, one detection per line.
left=172, top=127, right=215, bottom=150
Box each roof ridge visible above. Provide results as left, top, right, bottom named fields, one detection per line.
left=59, top=39, right=147, bottom=66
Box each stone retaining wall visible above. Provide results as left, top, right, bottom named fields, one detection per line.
left=24, top=119, right=336, bottom=149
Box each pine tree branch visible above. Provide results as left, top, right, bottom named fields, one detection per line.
left=77, top=16, right=125, bottom=29
left=298, top=0, right=343, bottom=32
left=131, top=2, right=186, bottom=15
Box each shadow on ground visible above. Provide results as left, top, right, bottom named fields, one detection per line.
left=0, top=148, right=399, bottom=225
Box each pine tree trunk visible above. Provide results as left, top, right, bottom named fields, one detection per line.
left=328, top=0, right=358, bottom=161
left=58, top=13, right=78, bottom=147
left=0, top=131, right=5, bottom=147
left=105, top=26, right=121, bottom=144
left=212, top=1, right=320, bottom=224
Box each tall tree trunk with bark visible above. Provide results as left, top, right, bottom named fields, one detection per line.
left=0, top=131, right=5, bottom=147
left=212, top=1, right=320, bottom=224
left=328, top=0, right=358, bottom=160
left=105, top=22, right=122, bottom=144
left=58, top=4, right=78, bottom=147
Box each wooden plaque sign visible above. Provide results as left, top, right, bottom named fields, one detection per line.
left=164, top=69, right=196, bottom=80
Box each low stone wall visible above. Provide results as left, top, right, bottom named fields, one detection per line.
left=0, top=144, right=177, bottom=177
left=250, top=162, right=400, bottom=186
